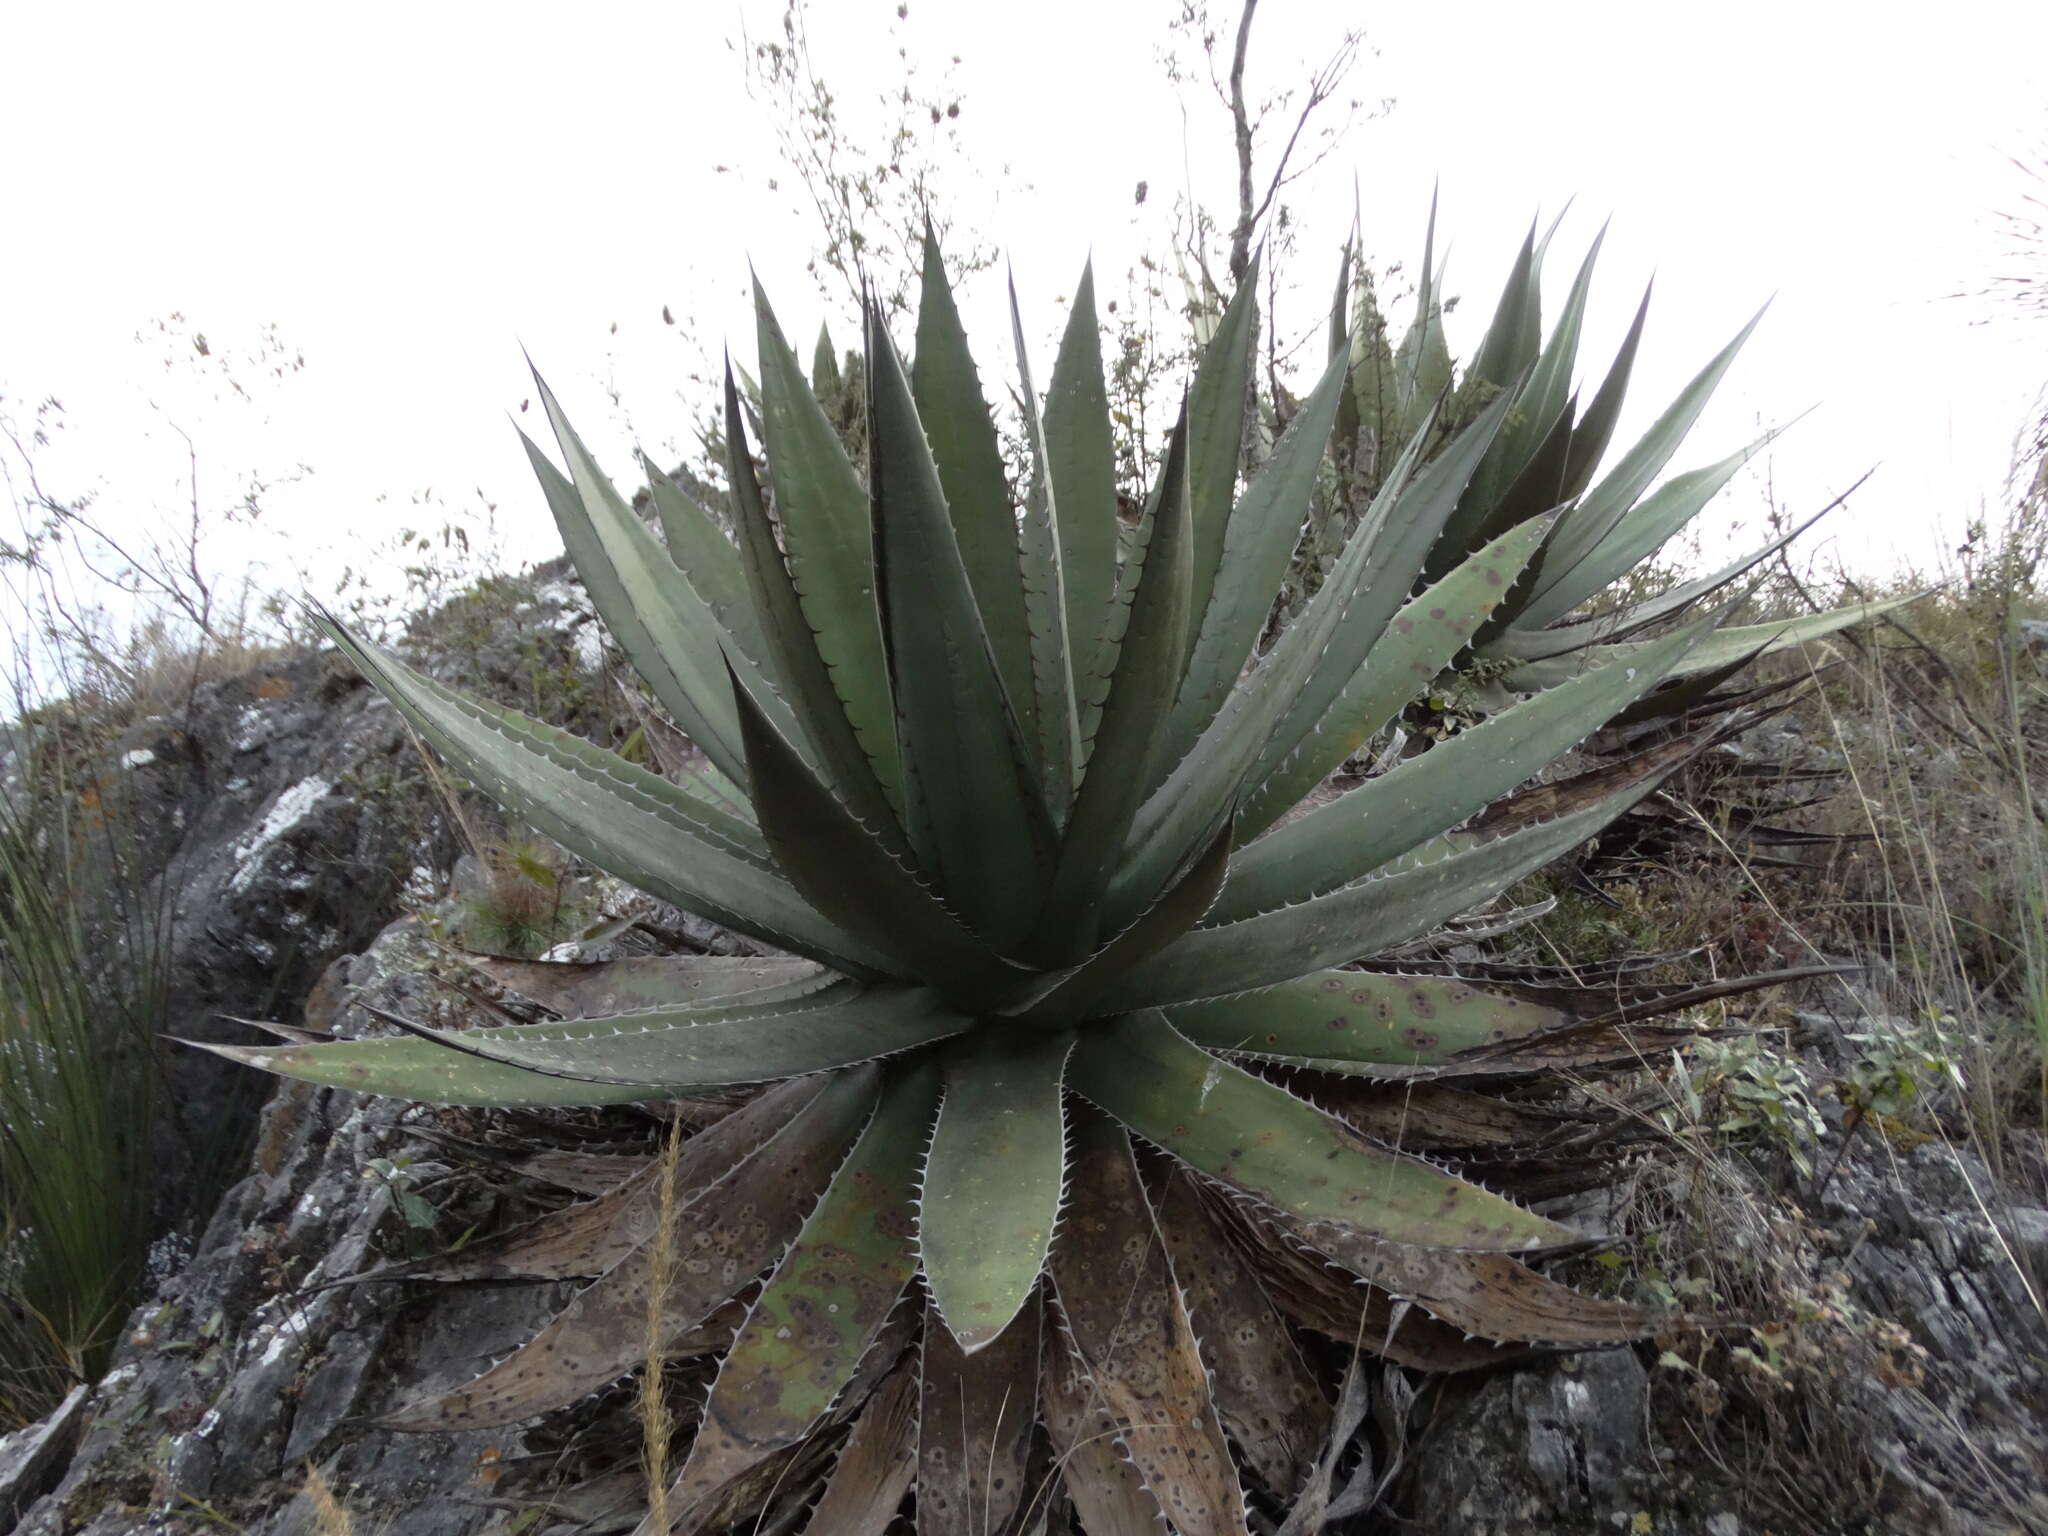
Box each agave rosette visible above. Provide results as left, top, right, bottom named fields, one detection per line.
left=201, top=227, right=1828, bottom=1534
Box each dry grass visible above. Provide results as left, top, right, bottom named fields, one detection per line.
left=640, top=1111, right=687, bottom=1529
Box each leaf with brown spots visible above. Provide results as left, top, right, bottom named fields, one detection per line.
left=659, top=1063, right=934, bottom=1519
left=1153, top=1170, right=1329, bottom=1499
left=1070, top=1012, right=1575, bottom=1253
left=1051, top=1113, right=1249, bottom=1536
left=1037, top=1308, right=1164, bottom=1536
left=379, top=1066, right=878, bottom=1431
left=917, top=1293, right=1041, bottom=1535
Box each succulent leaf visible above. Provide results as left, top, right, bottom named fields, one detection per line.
left=1069, top=1013, right=1574, bottom=1252
left=920, top=1029, right=1072, bottom=1351
left=1042, top=262, right=1121, bottom=700
left=867, top=299, right=1054, bottom=947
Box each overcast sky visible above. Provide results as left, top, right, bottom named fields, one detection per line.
left=4, top=0, right=2046, bottom=628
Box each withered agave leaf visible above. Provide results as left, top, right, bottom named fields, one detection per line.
left=917, top=1295, right=1042, bottom=1536
left=1052, top=1114, right=1249, bottom=1536
left=803, top=1363, right=920, bottom=1536
left=380, top=1066, right=879, bottom=1431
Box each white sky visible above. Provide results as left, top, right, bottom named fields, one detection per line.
left=4, top=0, right=2046, bottom=628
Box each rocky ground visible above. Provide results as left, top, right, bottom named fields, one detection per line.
left=2, top=572, right=2043, bottom=1536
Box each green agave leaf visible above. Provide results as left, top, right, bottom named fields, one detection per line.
left=722, top=374, right=888, bottom=838
left=1539, top=308, right=1765, bottom=594
left=1242, top=387, right=1518, bottom=815
left=454, top=952, right=827, bottom=1019
left=754, top=283, right=902, bottom=806
left=319, top=618, right=890, bottom=975
left=1165, top=970, right=1575, bottom=1072
left=1393, top=194, right=1453, bottom=438
left=1107, top=758, right=1680, bottom=1008
left=1106, top=391, right=1521, bottom=931
left=869, top=300, right=1054, bottom=949
left=381, top=981, right=967, bottom=1090
left=1560, top=283, right=1650, bottom=501
left=1349, top=258, right=1402, bottom=467
left=1495, top=228, right=1602, bottom=489
left=1505, top=596, right=1916, bottom=692
left=1043, top=261, right=1121, bottom=697
left=190, top=1032, right=660, bottom=1109
left=727, top=657, right=1004, bottom=1001
left=381, top=1064, right=880, bottom=1431
left=911, top=225, right=1039, bottom=754
left=920, top=1028, right=1072, bottom=1351
left=1462, top=222, right=1541, bottom=401
left=1518, top=432, right=1771, bottom=630
left=1052, top=1112, right=1251, bottom=1536
left=523, top=386, right=756, bottom=788
left=641, top=462, right=772, bottom=669
left=812, top=321, right=843, bottom=397
left=1237, top=515, right=1552, bottom=843
left=1219, top=620, right=1705, bottom=920
left=672, top=1061, right=932, bottom=1493
left=1159, top=342, right=1353, bottom=771
left=1011, top=274, right=1081, bottom=821
left=1183, top=253, right=1262, bottom=647
left=1068, top=1013, right=1574, bottom=1252
left=916, top=1295, right=1042, bottom=1534
left=1019, top=814, right=1233, bottom=1022
left=1028, top=408, right=1193, bottom=963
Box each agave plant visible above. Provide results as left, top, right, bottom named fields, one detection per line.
left=1288, top=203, right=1901, bottom=733
left=200, top=226, right=1829, bottom=1534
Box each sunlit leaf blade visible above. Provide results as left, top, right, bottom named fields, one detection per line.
left=1237, top=515, right=1551, bottom=842
left=383, top=982, right=967, bottom=1090
left=1109, top=757, right=1680, bottom=1007
left=1220, top=621, right=1705, bottom=920
left=1183, top=254, right=1261, bottom=645
left=727, top=659, right=1005, bottom=1000
left=1052, top=1113, right=1251, bottom=1536
left=667, top=1062, right=932, bottom=1508
left=1028, top=409, right=1193, bottom=962
left=317, top=617, right=888, bottom=974
left=1070, top=1013, right=1574, bottom=1252
left=753, top=282, right=906, bottom=812
left=917, top=1294, right=1042, bottom=1534
left=1393, top=192, right=1453, bottom=436
left=380, top=1065, right=879, bottom=1430
left=920, top=1030, right=1072, bottom=1350
left=1160, top=343, right=1352, bottom=768
left=1152, top=1171, right=1328, bottom=1499
left=1043, top=262, right=1122, bottom=693
left=911, top=225, right=1039, bottom=753
left=868, top=300, right=1053, bottom=948
left=803, top=1366, right=918, bottom=1536
left=189, top=1030, right=664, bottom=1109
left=1011, top=275, right=1080, bottom=821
